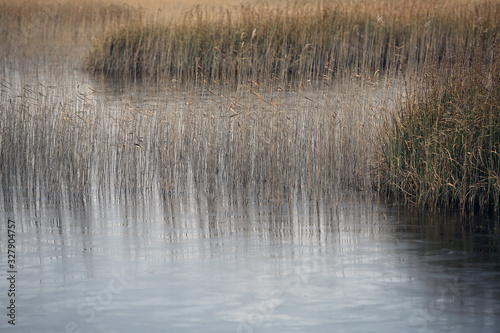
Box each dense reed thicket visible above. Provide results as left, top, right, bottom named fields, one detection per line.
left=86, top=0, right=499, bottom=84
left=380, top=40, right=500, bottom=214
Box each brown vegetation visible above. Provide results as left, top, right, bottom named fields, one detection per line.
left=0, top=0, right=498, bottom=214
left=86, top=0, right=499, bottom=85
left=380, top=40, right=500, bottom=214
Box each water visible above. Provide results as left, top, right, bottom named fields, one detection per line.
left=1, top=191, right=499, bottom=333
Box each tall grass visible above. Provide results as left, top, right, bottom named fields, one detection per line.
left=380, top=39, right=500, bottom=214
left=0, top=82, right=104, bottom=202
left=1, top=0, right=499, bottom=214
left=0, top=77, right=394, bottom=202
left=86, top=0, right=499, bottom=85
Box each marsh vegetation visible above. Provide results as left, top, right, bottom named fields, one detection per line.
left=86, top=0, right=498, bottom=84
left=381, top=42, right=500, bottom=214
left=0, top=0, right=498, bottom=213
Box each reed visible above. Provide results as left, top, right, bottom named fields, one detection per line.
left=0, top=82, right=107, bottom=202
left=85, top=0, right=499, bottom=85
left=1, top=0, right=498, bottom=212
left=0, top=74, right=396, bottom=202
left=380, top=39, right=500, bottom=214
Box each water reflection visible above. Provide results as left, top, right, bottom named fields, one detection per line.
left=1, top=193, right=499, bottom=332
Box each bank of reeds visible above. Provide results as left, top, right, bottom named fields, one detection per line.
left=86, top=0, right=499, bottom=84
left=0, top=76, right=393, bottom=202
left=380, top=40, right=500, bottom=214
left=2, top=0, right=499, bottom=213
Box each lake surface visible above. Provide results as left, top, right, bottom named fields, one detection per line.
left=1, top=190, right=499, bottom=333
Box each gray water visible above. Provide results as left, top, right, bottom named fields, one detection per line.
left=0, top=191, right=499, bottom=333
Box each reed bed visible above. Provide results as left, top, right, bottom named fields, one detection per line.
left=1, top=0, right=499, bottom=215
left=86, top=0, right=499, bottom=85
left=0, top=81, right=104, bottom=202
left=0, top=76, right=395, bottom=202
left=380, top=40, right=500, bottom=214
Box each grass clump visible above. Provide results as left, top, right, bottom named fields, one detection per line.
left=381, top=40, right=500, bottom=214
left=0, top=78, right=390, bottom=202
left=86, top=0, right=499, bottom=84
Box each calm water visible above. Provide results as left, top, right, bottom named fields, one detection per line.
left=0, top=191, right=499, bottom=333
